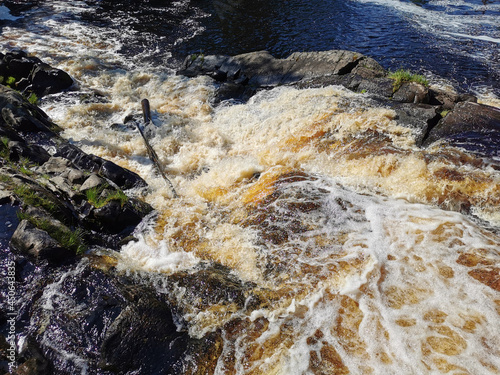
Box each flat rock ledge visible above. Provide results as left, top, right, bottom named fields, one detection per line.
left=178, top=50, right=499, bottom=154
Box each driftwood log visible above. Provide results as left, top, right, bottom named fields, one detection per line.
left=139, top=99, right=178, bottom=198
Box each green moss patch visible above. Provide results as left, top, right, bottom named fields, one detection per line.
left=388, top=69, right=429, bottom=92
left=85, top=183, right=129, bottom=208
left=14, top=184, right=58, bottom=214
left=17, top=211, right=87, bottom=255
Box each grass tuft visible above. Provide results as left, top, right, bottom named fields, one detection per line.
left=17, top=211, right=87, bottom=255
left=27, top=93, right=39, bottom=105
left=14, top=185, right=58, bottom=214
left=85, top=183, right=129, bottom=208
left=388, top=69, right=429, bottom=92
left=5, top=76, right=16, bottom=86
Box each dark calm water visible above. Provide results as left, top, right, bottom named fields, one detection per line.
left=2, top=0, right=499, bottom=94
left=89, top=0, right=500, bottom=95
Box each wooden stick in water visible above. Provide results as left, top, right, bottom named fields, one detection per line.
left=139, top=99, right=178, bottom=198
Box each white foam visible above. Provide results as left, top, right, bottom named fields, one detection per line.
left=352, top=0, right=500, bottom=49
left=119, top=236, right=200, bottom=273
left=448, top=32, right=500, bottom=44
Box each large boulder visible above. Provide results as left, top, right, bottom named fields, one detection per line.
left=423, top=102, right=500, bottom=158
left=29, top=62, right=75, bottom=97
left=56, top=143, right=147, bottom=190
left=0, top=85, right=60, bottom=135
left=0, top=50, right=74, bottom=97
left=9, top=219, right=70, bottom=263
left=13, top=259, right=223, bottom=375
left=178, top=50, right=388, bottom=102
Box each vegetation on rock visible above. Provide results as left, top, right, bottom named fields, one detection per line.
left=85, top=183, right=129, bottom=208
left=17, top=211, right=87, bottom=255
left=388, top=68, right=429, bottom=92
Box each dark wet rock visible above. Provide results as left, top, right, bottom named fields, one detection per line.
left=0, top=86, right=60, bottom=134
left=0, top=50, right=74, bottom=97
left=429, top=87, right=477, bottom=110
left=100, top=159, right=145, bottom=190
left=6, top=259, right=224, bottom=375
left=356, top=77, right=395, bottom=97
left=55, top=143, right=147, bottom=190
left=423, top=102, right=500, bottom=152
left=167, top=262, right=255, bottom=311
left=384, top=102, right=441, bottom=146
left=90, top=198, right=152, bottom=234
left=12, top=337, right=53, bottom=375
left=393, top=82, right=430, bottom=104
left=98, top=283, right=189, bottom=374
left=0, top=203, right=19, bottom=251
left=178, top=50, right=388, bottom=103
left=10, top=220, right=69, bottom=262
left=7, top=140, right=50, bottom=164
left=29, top=62, right=74, bottom=97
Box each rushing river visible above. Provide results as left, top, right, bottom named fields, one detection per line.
left=1, top=0, right=500, bottom=374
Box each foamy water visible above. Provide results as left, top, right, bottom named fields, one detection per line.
left=2, top=1, right=500, bottom=373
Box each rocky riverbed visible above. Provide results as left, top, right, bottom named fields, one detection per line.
left=1, top=49, right=499, bottom=374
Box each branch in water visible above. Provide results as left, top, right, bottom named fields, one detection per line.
left=139, top=99, right=178, bottom=198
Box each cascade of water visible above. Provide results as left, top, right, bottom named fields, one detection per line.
left=1, top=1, right=499, bottom=373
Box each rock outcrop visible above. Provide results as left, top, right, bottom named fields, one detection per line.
left=178, top=50, right=390, bottom=102
left=0, top=83, right=151, bottom=258
left=178, top=49, right=498, bottom=154
left=0, top=50, right=74, bottom=98
left=423, top=101, right=500, bottom=158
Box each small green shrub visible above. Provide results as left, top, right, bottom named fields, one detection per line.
left=85, top=184, right=128, bottom=208
left=5, top=76, right=16, bottom=86
left=388, top=69, right=429, bottom=92
left=27, top=93, right=38, bottom=105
